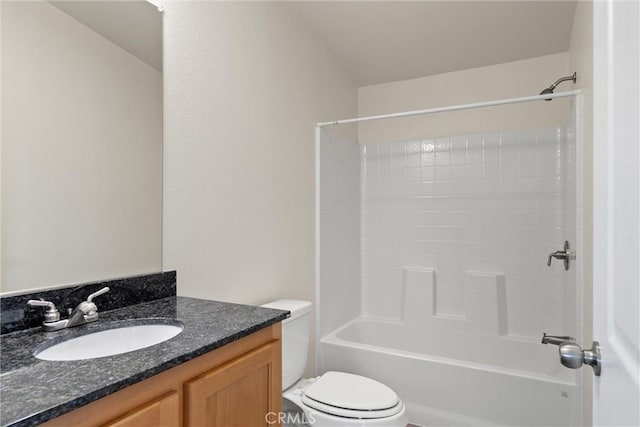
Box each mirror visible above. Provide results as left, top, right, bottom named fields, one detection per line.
left=1, top=0, right=163, bottom=294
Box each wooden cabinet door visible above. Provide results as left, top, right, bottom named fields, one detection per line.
left=185, top=343, right=280, bottom=427
left=103, top=391, right=179, bottom=427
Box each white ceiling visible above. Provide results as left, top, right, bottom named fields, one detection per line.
left=287, top=1, right=577, bottom=86
left=49, top=0, right=162, bottom=71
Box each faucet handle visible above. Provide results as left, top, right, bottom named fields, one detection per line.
left=78, top=287, right=110, bottom=319
left=86, top=287, right=110, bottom=303
left=27, top=299, right=55, bottom=308
left=547, top=241, right=574, bottom=270
left=547, top=251, right=566, bottom=266
left=26, top=299, right=61, bottom=323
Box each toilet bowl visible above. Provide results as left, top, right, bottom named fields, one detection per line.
left=261, top=300, right=407, bottom=427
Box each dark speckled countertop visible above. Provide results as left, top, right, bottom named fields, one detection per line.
left=0, top=296, right=289, bottom=427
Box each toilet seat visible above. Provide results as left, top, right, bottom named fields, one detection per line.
left=302, top=396, right=404, bottom=419
left=301, top=372, right=403, bottom=419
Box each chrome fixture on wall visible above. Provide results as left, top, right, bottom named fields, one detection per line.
left=540, top=72, right=577, bottom=100
left=547, top=241, right=575, bottom=270
left=541, top=333, right=576, bottom=346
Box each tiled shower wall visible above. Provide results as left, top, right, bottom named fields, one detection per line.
left=361, top=126, right=577, bottom=339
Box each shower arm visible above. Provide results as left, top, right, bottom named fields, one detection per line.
left=548, top=72, right=577, bottom=91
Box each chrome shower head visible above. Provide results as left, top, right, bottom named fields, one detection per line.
left=539, top=87, right=555, bottom=95
left=540, top=72, right=577, bottom=100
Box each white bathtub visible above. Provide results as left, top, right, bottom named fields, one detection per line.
left=319, top=318, right=582, bottom=427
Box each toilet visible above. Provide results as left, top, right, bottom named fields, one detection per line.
left=261, top=300, right=408, bottom=427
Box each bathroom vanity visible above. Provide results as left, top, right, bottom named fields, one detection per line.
left=0, top=278, right=288, bottom=427
left=42, top=320, right=282, bottom=427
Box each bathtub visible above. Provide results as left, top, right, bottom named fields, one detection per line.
left=319, top=318, right=582, bottom=427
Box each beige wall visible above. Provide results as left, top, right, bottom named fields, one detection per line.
left=161, top=1, right=357, bottom=375
left=568, top=0, right=594, bottom=425
left=1, top=1, right=162, bottom=293
left=358, top=53, right=571, bottom=143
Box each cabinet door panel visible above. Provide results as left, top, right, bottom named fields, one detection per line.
left=103, top=390, right=179, bottom=427
left=185, top=343, right=278, bottom=427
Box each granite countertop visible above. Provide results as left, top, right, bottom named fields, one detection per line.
left=0, top=296, right=289, bottom=427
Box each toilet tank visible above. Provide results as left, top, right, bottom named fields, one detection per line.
left=260, top=299, right=312, bottom=390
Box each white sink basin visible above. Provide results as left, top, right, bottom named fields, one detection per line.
left=34, top=320, right=184, bottom=361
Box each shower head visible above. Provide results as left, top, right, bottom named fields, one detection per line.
left=540, top=72, right=577, bottom=100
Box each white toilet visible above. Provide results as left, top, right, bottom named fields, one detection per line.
left=261, top=300, right=408, bottom=427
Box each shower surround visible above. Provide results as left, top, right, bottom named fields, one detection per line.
left=317, top=102, right=582, bottom=426
left=361, top=127, right=575, bottom=338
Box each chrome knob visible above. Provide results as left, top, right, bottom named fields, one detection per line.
left=559, top=341, right=601, bottom=376
left=559, top=342, right=583, bottom=369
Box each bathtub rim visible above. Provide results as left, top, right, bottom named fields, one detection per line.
left=319, top=316, right=578, bottom=387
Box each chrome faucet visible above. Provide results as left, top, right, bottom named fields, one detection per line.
left=541, top=332, right=576, bottom=346
left=27, top=287, right=110, bottom=331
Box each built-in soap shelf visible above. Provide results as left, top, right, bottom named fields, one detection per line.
left=401, top=267, right=509, bottom=336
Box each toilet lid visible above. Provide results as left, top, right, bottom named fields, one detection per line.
left=301, top=372, right=402, bottom=419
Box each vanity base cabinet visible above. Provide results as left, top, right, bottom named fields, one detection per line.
left=185, top=342, right=278, bottom=427
left=41, top=323, right=282, bottom=427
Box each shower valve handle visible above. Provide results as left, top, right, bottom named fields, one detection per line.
left=547, top=251, right=567, bottom=265
left=547, top=241, right=574, bottom=271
